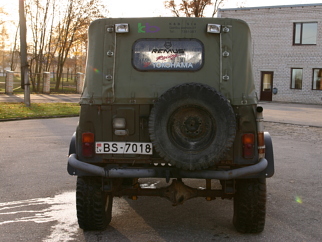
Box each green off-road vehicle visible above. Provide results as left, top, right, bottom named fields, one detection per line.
left=67, top=17, right=274, bottom=233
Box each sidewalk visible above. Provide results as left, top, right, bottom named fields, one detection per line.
left=259, top=102, right=322, bottom=127
left=0, top=94, right=80, bottom=103
left=0, top=94, right=321, bottom=127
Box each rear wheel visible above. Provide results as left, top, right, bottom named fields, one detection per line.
left=76, top=176, right=113, bottom=230
left=233, top=178, right=266, bottom=233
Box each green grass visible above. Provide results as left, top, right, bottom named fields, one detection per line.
left=0, top=103, right=80, bottom=120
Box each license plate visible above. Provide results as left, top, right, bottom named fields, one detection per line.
left=95, top=142, right=153, bottom=155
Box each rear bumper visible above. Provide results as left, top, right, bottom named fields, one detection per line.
left=68, top=153, right=268, bottom=180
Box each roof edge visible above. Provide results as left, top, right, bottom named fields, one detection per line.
left=219, top=3, right=322, bottom=12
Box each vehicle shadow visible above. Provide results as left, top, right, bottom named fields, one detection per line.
left=83, top=178, right=269, bottom=241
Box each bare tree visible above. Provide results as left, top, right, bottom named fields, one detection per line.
left=211, top=0, right=225, bottom=17
left=164, top=0, right=225, bottom=17
left=165, top=0, right=182, bottom=17
left=0, top=6, right=7, bottom=25
left=0, top=25, right=9, bottom=72
left=44, top=0, right=57, bottom=72
left=26, top=0, right=55, bottom=92
left=236, top=1, right=246, bottom=8
left=0, top=7, right=8, bottom=72
left=53, top=0, right=107, bottom=91
left=10, top=25, right=20, bottom=71
left=24, top=0, right=107, bottom=92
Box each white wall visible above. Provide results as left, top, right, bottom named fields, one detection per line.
left=219, top=4, right=322, bottom=104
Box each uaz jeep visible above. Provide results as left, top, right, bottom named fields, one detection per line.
left=67, top=17, right=274, bottom=233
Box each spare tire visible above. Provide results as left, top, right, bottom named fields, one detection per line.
left=149, top=83, right=236, bottom=170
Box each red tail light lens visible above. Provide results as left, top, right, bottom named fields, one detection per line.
left=82, top=132, right=94, bottom=157
left=242, top=133, right=255, bottom=159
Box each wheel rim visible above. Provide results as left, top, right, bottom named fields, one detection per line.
left=168, top=105, right=216, bottom=152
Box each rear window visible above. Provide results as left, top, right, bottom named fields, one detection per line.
left=132, top=39, right=204, bottom=71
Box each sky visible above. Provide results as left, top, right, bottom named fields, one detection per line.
left=1, top=0, right=321, bottom=49
left=106, top=0, right=322, bottom=17
left=1, top=0, right=322, bottom=20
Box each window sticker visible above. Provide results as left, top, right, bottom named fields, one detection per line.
left=132, top=39, right=204, bottom=71
left=138, top=23, right=161, bottom=33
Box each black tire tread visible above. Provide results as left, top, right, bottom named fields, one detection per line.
left=149, top=82, right=236, bottom=170
left=76, top=177, right=112, bottom=230
left=233, top=178, right=267, bottom=233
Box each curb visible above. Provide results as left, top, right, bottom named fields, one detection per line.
left=263, top=120, right=322, bottom=128
left=0, top=114, right=79, bottom=122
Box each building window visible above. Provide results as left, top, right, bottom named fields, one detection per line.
left=293, top=22, right=317, bottom=45
left=291, top=68, right=303, bottom=89
left=312, top=69, right=322, bottom=90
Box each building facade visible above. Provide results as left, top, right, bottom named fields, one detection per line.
left=218, top=4, right=322, bottom=104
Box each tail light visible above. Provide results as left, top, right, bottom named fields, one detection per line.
left=82, top=132, right=94, bottom=157
left=242, top=133, right=255, bottom=159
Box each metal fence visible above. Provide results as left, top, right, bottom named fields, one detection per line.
left=0, top=71, right=80, bottom=94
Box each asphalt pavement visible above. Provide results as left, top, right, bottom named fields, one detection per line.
left=0, top=94, right=321, bottom=127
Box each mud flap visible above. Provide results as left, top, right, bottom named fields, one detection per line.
left=67, top=132, right=78, bottom=176
left=263, top=132, right=274, bottom=177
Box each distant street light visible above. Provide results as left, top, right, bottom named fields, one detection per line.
left=19, top=0, right=30, bottom=106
